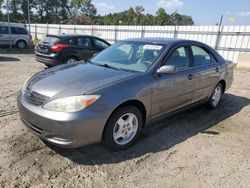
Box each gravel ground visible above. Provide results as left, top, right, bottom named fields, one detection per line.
left=0, top=52, right=250, bottom=188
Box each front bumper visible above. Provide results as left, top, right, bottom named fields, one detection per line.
left=17, top=91, right=110, bottom=148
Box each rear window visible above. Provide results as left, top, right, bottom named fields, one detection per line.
left=11, top=27, right=28, bottom=34
left=0, top=26, right=10, bottom=34
left=42, top=37, right=60, bottom=44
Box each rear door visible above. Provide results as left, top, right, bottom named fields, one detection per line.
left=76, top=36, right=97, bottom=60
left=191, top=44, right=221, bottom=103
left=11, top=27, right=29, bottom=43
left=0, top=26, right=12, bottom=45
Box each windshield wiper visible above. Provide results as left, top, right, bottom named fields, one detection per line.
left=90, top=62, right=122, bottom=71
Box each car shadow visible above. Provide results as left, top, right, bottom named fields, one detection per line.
left=0, top=56, right=20, bottom=62
left=45, top=93, right=250, bottom=165
left=0, top=46, right=35, bottom=54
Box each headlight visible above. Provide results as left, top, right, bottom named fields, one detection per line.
left=43, top=95, right=101, bottom=112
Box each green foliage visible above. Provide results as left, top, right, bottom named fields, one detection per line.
left=1, top=2, right=194, bottom=26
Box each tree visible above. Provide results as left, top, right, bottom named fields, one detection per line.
left=0, top=0, right=4, bottom=21
left=68, top=0, right=96, bottom=18
left=172, top=13, right=194, bottom=25
left=155, top=8, right=172, bottom=25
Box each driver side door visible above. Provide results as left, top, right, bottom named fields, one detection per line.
left=151, top=44, right=195, bottom=119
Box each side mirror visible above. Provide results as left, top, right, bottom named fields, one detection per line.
left=157, top=65, right=177, bottom=74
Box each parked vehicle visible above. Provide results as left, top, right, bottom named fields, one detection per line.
left=18, top=38, right=234, bottom=151
left=35, top=35, right=110, bottom=67
left=0, top=22, right=32, bottom=49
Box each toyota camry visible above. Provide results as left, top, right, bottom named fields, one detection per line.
left=18, top=38, right=234, bottom=151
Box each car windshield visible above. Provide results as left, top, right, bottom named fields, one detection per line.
left=91, top=41, right=165, bottom=73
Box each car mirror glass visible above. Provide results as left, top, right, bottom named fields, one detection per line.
left=157, top=65, right=177, bottom=74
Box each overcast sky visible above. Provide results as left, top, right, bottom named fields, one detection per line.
left=93, top=0, right=250, bottom=25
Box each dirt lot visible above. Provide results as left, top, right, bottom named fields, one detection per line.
left=0, top=51, right=250, bottom=188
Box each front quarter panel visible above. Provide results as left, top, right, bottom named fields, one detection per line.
left=86, top=73, right=152, bottom=125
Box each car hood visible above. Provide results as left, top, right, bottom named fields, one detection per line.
left=26, top=63, right=135, bottom=98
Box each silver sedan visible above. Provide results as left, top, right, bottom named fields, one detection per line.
left=17, top=38, right=234, bottom=150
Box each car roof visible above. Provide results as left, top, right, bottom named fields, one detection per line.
left=0, top=22, right=26, bottom=28
left=46, top=34, right=99, bottom=39
left=124, top=37, right=187, bottom=45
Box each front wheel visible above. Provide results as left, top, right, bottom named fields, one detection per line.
left=103, top=106, right=143, bottom=151
left=208, top=83, right=223, bottom=108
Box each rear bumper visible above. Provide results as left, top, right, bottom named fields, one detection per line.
left=17, top=91, right=110, bottom=148
left=35, top=51, right=63, bottom=66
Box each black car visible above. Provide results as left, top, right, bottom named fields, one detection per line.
left=34, top=35, right=110, bottom=67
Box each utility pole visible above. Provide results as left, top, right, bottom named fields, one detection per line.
left=215, top=15, right=223, bottom=50
left=7, top=0, right=12, bottom=49
left=27, top=0, right=31, bottom=47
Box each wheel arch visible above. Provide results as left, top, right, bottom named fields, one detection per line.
left=16, top=39, right=27, bottom=48
left=218, top=79, right=226, bottom=93
left=101, top=99, right=147, bottom=140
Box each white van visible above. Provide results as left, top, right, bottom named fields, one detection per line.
left=0, top=22, right=32, bottom=48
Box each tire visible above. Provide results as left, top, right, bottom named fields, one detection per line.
left=45, top=64, right=52, bottom=68
left=103, top=106, right=143, bottom=151
left=16, top=40, right=27, bottom=49
left=66, top=57, right=78, bottom=64
left=208, top=83, right=223, bottom=109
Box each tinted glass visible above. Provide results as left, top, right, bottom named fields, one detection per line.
left=11, top=27, right=28, bottom=34
left=92, top=41, right=164, bottom=73
left=77, top=37, right=92, bottom=48
left=165, top=47, right=190, bottom=69
left=191, top=46, right=214, bottom=66
left=0, top=26, right=10, bottom=34
left=94, top=38, right=109, bottom=48
left=42, top=37, right=60, bottom=44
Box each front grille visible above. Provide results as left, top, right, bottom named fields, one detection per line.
left=25, top=87, right=49, bottom=105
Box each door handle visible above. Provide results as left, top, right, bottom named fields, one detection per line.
left=215, top=67, right=220, bottom=72
left=187, top=74, right=193, bottom=80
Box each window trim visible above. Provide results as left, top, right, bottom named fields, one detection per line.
left=190, top=44, right=219, bottom=68
left=161, top=43, right=192, bottom=71
left=76, top=36, right=93, bottom=48
left=93, top=37, right=110, bottom=49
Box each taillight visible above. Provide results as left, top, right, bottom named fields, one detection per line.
left=29, top=34, right=32, bottom=40
left=51, top=43, right=69, bottom=52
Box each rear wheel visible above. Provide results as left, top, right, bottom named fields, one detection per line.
left=103, top=106, right=143, bottom=151
left=208, top=83, right=223, bottom=108
left=66, top=57, right=78, bottom=64
left=16, top=40, right=27, bottom=49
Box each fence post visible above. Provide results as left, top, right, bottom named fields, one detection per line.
left=174, top=25, right=178, bottom=38
left=91, top=25, right=94, bottom=36
left=46, top=23, right=49, bottom=35
left=114, top=26, right=118, bottom=42
left=35, top=24, right=37, bottom=40
left=215, top=15, right=223, bottom=50
left=74, top=25, right=76, bottom=34
left=59, top=24, right=61, bottom=34
left=141, top=26, right=145, bottom=38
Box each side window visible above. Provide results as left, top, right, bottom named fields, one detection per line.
left=191, top=46, right=215, bottom=66
left=11, top=27, right=28, bottom=34
left=165, top=46, right=190, bottom=69
left=77, top=37, right=92, bottom=48
left=94, top=39, right=109, bottom=48
left=0, top=26, right=10, bottom=34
